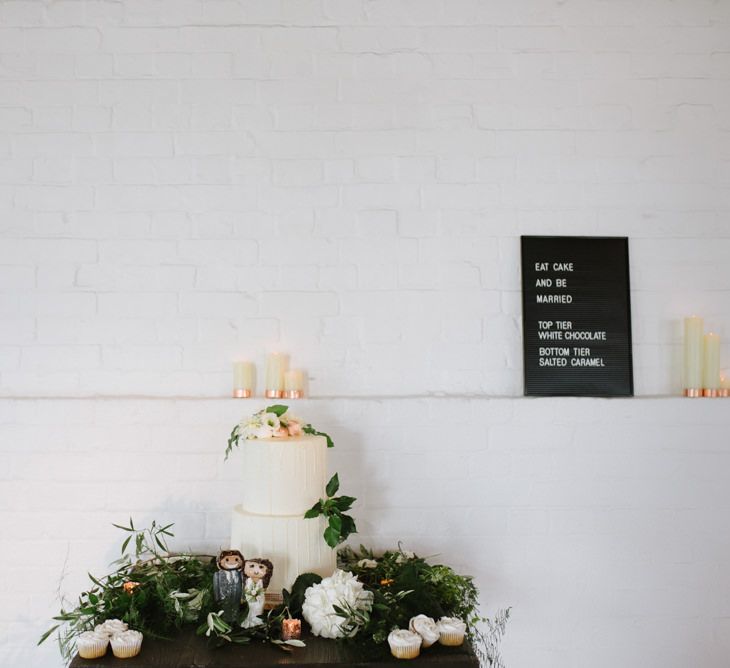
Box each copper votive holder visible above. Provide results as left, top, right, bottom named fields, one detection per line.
left=719, top=388, right=729, bottom=398
left=265, top=389, right=284, bottom=399
left=123, top=581, right=141, bottom=594
left=683, top=388, right=702, bottom=398
left=232, top=389, right=253, bottom=398
left=281, top=618, right=301, bottom=640
left=284, top=389, right=304, bottom=399
left=703, top=389, right=719, bottom=398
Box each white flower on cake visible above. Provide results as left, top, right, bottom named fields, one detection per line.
left=302, top=569, right=373, bottom=639
left=238, top=408, right=304, bottom=440
left=357, top=558, right=378, bottom=569
left=226, top=404, right=334, bottom=460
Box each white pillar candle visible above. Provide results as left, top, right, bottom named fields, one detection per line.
left=265, top=353, right=288, bottom=398
left=232, top=361, right=255, bottom=398
left=683, top=316, right=704, bottom=395
left=284, top=369, right=305, bottom=399
left=703, top=332, right=720, bottom=394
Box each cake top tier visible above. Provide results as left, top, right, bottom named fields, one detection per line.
left=225, top=404, right=333, bottom=460
left=236, top=433, right=329, bottom=516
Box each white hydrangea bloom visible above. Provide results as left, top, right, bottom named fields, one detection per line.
left=302, top=570, right=373, bottom=639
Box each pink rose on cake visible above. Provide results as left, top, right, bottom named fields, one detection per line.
left=286, top=419, right=303, bottom=436
left=239, top=409, right=304, bottom=440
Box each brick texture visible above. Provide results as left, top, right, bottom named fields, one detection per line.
left=2, top=1, right=730, bottom=667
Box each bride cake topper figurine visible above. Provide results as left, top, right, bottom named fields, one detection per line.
left=213, top=550, right=244, bottom=624
left=241, top=558, right=274, bottom=628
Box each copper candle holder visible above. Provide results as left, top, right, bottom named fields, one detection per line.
left=232, top=389, right=253, bottom=398
left=265, top=389, right=284, bottom=399
left=683, top=388, right=702, bottom=398
left=281, top=618, right=301, bottom=640
left=123, top=581, right=141, bottom=594
left=284, top=389, right=304, bottom=399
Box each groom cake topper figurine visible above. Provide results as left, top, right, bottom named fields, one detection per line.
left=213, top=550, right=244, bottom=624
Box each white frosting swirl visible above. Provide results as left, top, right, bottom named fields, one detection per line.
left=387, top=629, right=422, bottom=648
left=110, top=629, right=143, bottom=644
left=438, top=616, right=466, bottom=634
left=94, top=619, right=128, bottom=636
left=77, top=630, right=109, bottom=643
left=409, top=614, right=439, bottom=646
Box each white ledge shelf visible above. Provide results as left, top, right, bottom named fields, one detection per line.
left=0, top=393, right=715, bottom=401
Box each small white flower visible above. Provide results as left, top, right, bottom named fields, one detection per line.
left=357, top=558, right=378, bottom=569
left=395, top=549, right=415, bottom=564
left=262, top=412, right=281, bottom=429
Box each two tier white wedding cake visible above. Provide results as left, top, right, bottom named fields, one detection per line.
left=227, top=409, right=336, bottom=594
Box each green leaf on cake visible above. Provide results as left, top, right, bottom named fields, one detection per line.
left=224, top=424, right=240, bottom=461
left=326, top=473, right=340, bottom=497
left=304, top=472, right=357, bottom=549
left=266, top=404, right=289, bottom=417
left=334, top=496, right=356, bottom=512
left=340, top=514, right=357, bottom=537
left=302, top=424, right=334, bottom=448
left=304, top=501, right=322, bottom=519
left=328, top=514, right=343, bottom=533
left=323, top=525, right=341, bottom=548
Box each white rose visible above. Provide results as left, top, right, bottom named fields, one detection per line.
left=357, top=558, right=377, bottom=569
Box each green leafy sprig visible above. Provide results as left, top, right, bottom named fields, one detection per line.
left=304, top=473, right=357, bottom=548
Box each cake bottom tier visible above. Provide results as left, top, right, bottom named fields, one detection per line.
left=231, top=505, right=337, bottom=595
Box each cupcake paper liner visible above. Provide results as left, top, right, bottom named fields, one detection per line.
left=390, top=644, right=421, bottom=660
left=110, top=631, right=143, bottom=659
left=438, top=630, right=465, bottom=646
left=76, top=633, right=109, bottom=660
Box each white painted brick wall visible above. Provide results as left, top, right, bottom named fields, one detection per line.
left=2, top=2, right=730, bottom=667
left=1, top=397, right=729, bottom=668
left=0, top=0, right=727, bottom=397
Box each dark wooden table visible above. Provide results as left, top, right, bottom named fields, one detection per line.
left=69, top=630, right=479, bottom=667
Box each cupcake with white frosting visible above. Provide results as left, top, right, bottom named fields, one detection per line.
left=387, top=629, right=422, bottom=659
left=94, top=618, right=128, bottom=637
left=110, top=629, right=143, bottom=658
left=408, top=614, right=439, bottom=648
left=76, top=630, right=109, bottom=659
left=437, top=616, right=466, bottom=646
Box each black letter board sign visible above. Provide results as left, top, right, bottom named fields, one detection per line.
left=521, top=236, right=633, bottom=397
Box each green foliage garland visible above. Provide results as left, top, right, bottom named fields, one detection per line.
left=38, top=521, right=313, bottom=662
left=337, top=545, right=510, bottom=667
